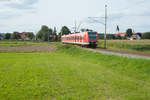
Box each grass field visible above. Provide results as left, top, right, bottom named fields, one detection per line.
left=98, top=40, right=150, bottom=54
left=0, top=41, right=50, bottom=47
left=0, top=42, right=150, bottom=100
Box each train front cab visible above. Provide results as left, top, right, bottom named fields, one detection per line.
left=87, top=32, right=98, bottom=48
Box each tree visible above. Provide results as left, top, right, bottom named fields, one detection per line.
left=28, top=32, right=35, bottom=40
left=49, top=28, right=53, bottom=41
left=81, top=28, right=93, bottom=32
left=60, top=26, right=71, bottom=35
left=142, top=32, right=150, bottom=39
left=53, top=27, right=57, bottom=35
left=58, top=32, right=62, bottom=41
left=5, top=33, right=11, bottom=39
left=58, top=26, right=71, bottom=41
left=116, top=35, right=122, bottom=39
left=99, top=34, right=116, bottom=40
left=81, top=29, right=86, bottom=32
left=107, top=34, right=115, bottom=39
left=11, top=32, right=20, bottom=39
left=126, top=28, right=133, bottom=38
left=41, top=25, right=49, bottom=41
left=36, top=25, right=53, bottom=41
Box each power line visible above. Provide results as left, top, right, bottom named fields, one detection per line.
left=88, top=4, right=108, bottom=49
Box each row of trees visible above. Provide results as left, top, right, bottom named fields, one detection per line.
left=99, top=28, right=150, bottom=40
left=124, top=28, right=150, bottom=39
left=36, top=25, right=53, bottom=41
left=142, top=32, right=150, bottom=39
left=1, top=26, right=150, bottom=41
left=0, top=25, right=71, bottom=41
left=36, top=25, right=71, bottom=41
left=1, top=32, right=35, bottom=40
left=36, top=26, right=150, bottom=41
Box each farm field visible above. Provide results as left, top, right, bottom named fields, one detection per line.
left=0, top=42, right=150, bottom=100
left=0, top=41, right=56, bottom=52
left=0, top=41, right=50, bottom=47
left=98, top=40, right=150, bottom=54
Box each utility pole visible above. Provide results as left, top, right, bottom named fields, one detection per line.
left=77, top=21, right=82, bottom=32
left=74, top=20, right=77, bottom=33
left=48, top=32, right=49, bottom=42
left=88, top=4, right=108, bottom=49
left=23, top=31, right=25, bottom=41
left=104, top=4, right=107, bottom=49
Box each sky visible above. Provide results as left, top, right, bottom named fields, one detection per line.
left=0, top=0, right=149, bottom=34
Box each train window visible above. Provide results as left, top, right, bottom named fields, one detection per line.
left=88, top=32, right=97, bottom=41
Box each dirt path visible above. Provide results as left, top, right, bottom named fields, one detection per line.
left=83, top=48, right=150, bottom=60
left=0, top=46, right=56, bottom=53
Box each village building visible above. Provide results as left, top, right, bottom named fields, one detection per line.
left=0, top=34, right=5, bottom=40
left=115, top=32, right=142, bottom=40
left=114, top=33, right=126, bottom=38
left=20, top=32, right=34, bottom=40
left=51, top=27, right=57, bottom=41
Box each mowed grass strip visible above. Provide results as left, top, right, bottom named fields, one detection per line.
left=0, top=41, right=50, bottom=47
left=98, top=40, right=150, bottom=54
left=0, top=44, right=150, bottom=100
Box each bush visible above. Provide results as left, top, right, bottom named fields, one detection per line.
left=11, top=32, right=20, bottom=39
left=142, top=32, right=150, bottom=39
left=99, top=34, right=115, bottom=40
left=126, top=28, right=133, bottom=38
left=5, top=33, right=11, bottom=39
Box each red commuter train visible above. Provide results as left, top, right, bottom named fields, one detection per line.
left=61, top=31, right=98, bottom=48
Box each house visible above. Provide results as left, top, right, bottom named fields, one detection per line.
left=127, top=33, right=142, bottom=40
left=131, top=33, right=141, bottom=40
left=114, top=33, right=126, bottom=38
left=51, top=27, right=57, bottom=41
left=20, top=32, right=33, bottom=40
left=52, top=34, right=57, bottom=41
left=115, top=32, right=142, bottom=40
left=20, top=32, right=29, bottom=40
left=0, top=34, right=5, bottom=40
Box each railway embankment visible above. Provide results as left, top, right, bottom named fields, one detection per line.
left=83, top=47, right=150, bottom=60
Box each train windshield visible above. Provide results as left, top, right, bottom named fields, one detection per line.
left=88, top=32, right=97, bottom=41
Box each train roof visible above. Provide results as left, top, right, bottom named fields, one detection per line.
left=62, top=31, right=97, bottom=38
left=62, top=32, right=87, bottom=37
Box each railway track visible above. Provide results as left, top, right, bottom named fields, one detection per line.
left=82, top=47, right=150, bottom=60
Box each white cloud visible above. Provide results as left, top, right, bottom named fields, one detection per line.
left=0, top=0, right=38, bottom=20
left=0, top=0, right=149, bottom=33
left=0, top=0, right=39, bottom=9
left=9, top=0, right=24, bottom=4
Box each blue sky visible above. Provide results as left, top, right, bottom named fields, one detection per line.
left=0, top=0, right=149, bottom=34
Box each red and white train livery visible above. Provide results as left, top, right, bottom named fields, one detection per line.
left=61, top=31, right=98, bottom=47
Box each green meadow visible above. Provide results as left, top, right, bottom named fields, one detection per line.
left=0, top=41, right=50, bottom=47
left=98, top=40, right=150, bottom=54
left=0, top=42, right=150, bottom=100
